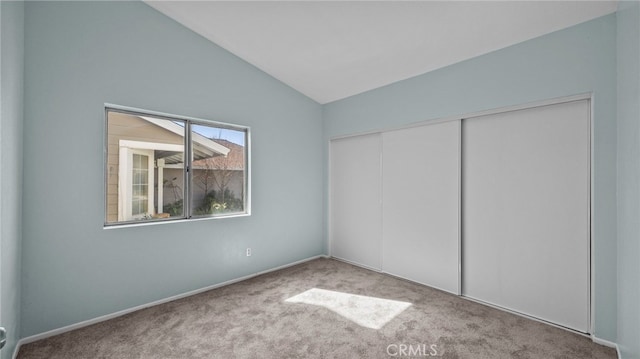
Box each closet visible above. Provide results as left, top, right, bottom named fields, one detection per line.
left=329, top=97, right=590, bottom=333
left=462, top=100, right=590, bottom=332
left=330, top=133, right=382, bottom=270
left=381, top=121, right=460, bottom=294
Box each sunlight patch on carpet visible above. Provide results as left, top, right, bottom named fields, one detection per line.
left=285, top=288, right=411, bottom=329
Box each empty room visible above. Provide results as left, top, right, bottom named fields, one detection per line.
left=1, top=1, right=639, bottom=358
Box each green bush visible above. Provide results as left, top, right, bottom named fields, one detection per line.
left=164, top=199, right=183, bottom=217
left=197, top=189, right=243, bottom=214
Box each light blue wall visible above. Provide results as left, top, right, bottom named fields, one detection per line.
left=617, top=2, right=640, bottom=358
left=323, top=14, right=618, bottom=340
left=0, top=1, right=24, bottom=357
left=21, top=1, right=323, bottom=337
left=14, top=0, right=634, bottom=350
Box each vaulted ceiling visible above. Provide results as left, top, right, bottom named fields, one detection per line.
left=146, top=1, right=618, bottom=104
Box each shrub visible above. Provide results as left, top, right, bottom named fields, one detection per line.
left=164, top=199, right=183, bottom=217
left=197, top=189, right=243, bottom=214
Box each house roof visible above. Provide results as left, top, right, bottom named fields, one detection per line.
left=139, top=116, right=231, bottom=162
left=192, top=139, right=244, bottom=171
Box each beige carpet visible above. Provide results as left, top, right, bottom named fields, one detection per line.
left=18, top=258, right=616, bottom=359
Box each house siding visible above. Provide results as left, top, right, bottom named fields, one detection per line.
left=106, top=111, right=185, bottom=222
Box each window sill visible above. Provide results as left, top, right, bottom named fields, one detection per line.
left=103, top=212, right=251, bottom=230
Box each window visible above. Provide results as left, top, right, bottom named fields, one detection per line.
left=105, top=106, right=250, bottom=226
left=131, top=152, right=152, bottom=218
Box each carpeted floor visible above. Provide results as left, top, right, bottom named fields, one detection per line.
left=18, top=258, right=616, bottom=359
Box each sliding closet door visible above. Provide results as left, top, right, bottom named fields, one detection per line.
left=330, top=134, right=382, bottom=270
left=462, top=100, right=590, bottom=332
left=382, top=121, right=460, bottom=294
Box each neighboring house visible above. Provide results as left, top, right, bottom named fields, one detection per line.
left=192, top=139, right=246, bottom=209
left=106, top=112, right=236, bottom=222
left=163, top=139, right=246, bottom=213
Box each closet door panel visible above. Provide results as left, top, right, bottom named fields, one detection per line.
left=462, top=100, right=590, bottom=332
left=330, top=134, right=382, bottom=270
left=382, top=121, right=460, bottom=294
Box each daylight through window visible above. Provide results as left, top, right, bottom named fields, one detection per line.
left=105, top=107, right=249, bottom=226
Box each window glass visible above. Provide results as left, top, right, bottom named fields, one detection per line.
left=105, top=108, right=249, bottom=226
left=131, top=153, right=149, bottom=216
left=190, top=124, right=247, bottom=217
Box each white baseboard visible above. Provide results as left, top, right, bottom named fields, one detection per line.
left=591, top=335, right=617, bottom=348
left=330, top=255, right=383, bottom=273
left=591, top=335, right=620, bottom=358
left=13, top=339, right=24, bottom=359
left=14, top=254, right=328, bottom=352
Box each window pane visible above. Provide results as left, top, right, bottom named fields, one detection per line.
left=190, top=124, right=247, bottom=217
left=105, top=107, right=249, bottom=226
left=105, top=110, right=185, bottom=224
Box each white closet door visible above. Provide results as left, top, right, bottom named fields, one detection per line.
left=330, top=134, right=382, bottom=270
left=382, top=121, right=460, bottom=294
left=462, top=100, right=590, bottom=332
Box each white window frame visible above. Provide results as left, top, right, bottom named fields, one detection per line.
left=120, top=148, right=154, bottom=221
left=104, top=105, right=251, bottom=227
left=117, top=141, right=185, bottom=222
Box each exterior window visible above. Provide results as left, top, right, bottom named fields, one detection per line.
left=131, top=153, right=151, bottom=217
left=105, top=106, right=250, bottom=226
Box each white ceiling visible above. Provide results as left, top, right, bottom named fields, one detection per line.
left=145, top=1, right=618, bottom=104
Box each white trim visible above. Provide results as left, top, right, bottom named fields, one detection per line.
left=462, top=93, right=592, bottom=120
left=587, top=96, right=593, bottom=334
left=589, top=93, right=596, bottom=336
left=15, top=255, right=329, bottom=347
left=591, top=335, right=618, bottom=349
left=104, top=211, right=251, bottom=230
left=139, top=116, right=186, bottom=138
left=157, top=158, right=165, bottom=213
left=382, top=270, right=459, bottom=296
left=140, top=116, right=230, bottom=157
left=118, top=146, right=155, bottom=221
left=119, top=139, right=183, bottom=152
left=330, top=256, right=384, bottom=273
left=117, top=145, right=127, bottom=221
left=105, top=103, right=250, bottom=132
left=11, top=338, right=26, bottom=359
left=117, top=139, right=185, bottom=221
left=244, top=129, right=252, bottom=217
left=591, top=336, right=620, bottom=359
left=457, top=119, right=462, bottom=296
left=378, top=135, right=384, bottom=271
left=327, top=140, right=333, bottom=257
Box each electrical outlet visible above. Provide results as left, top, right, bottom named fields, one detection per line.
left=246, top=248, right=252, bottom=257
